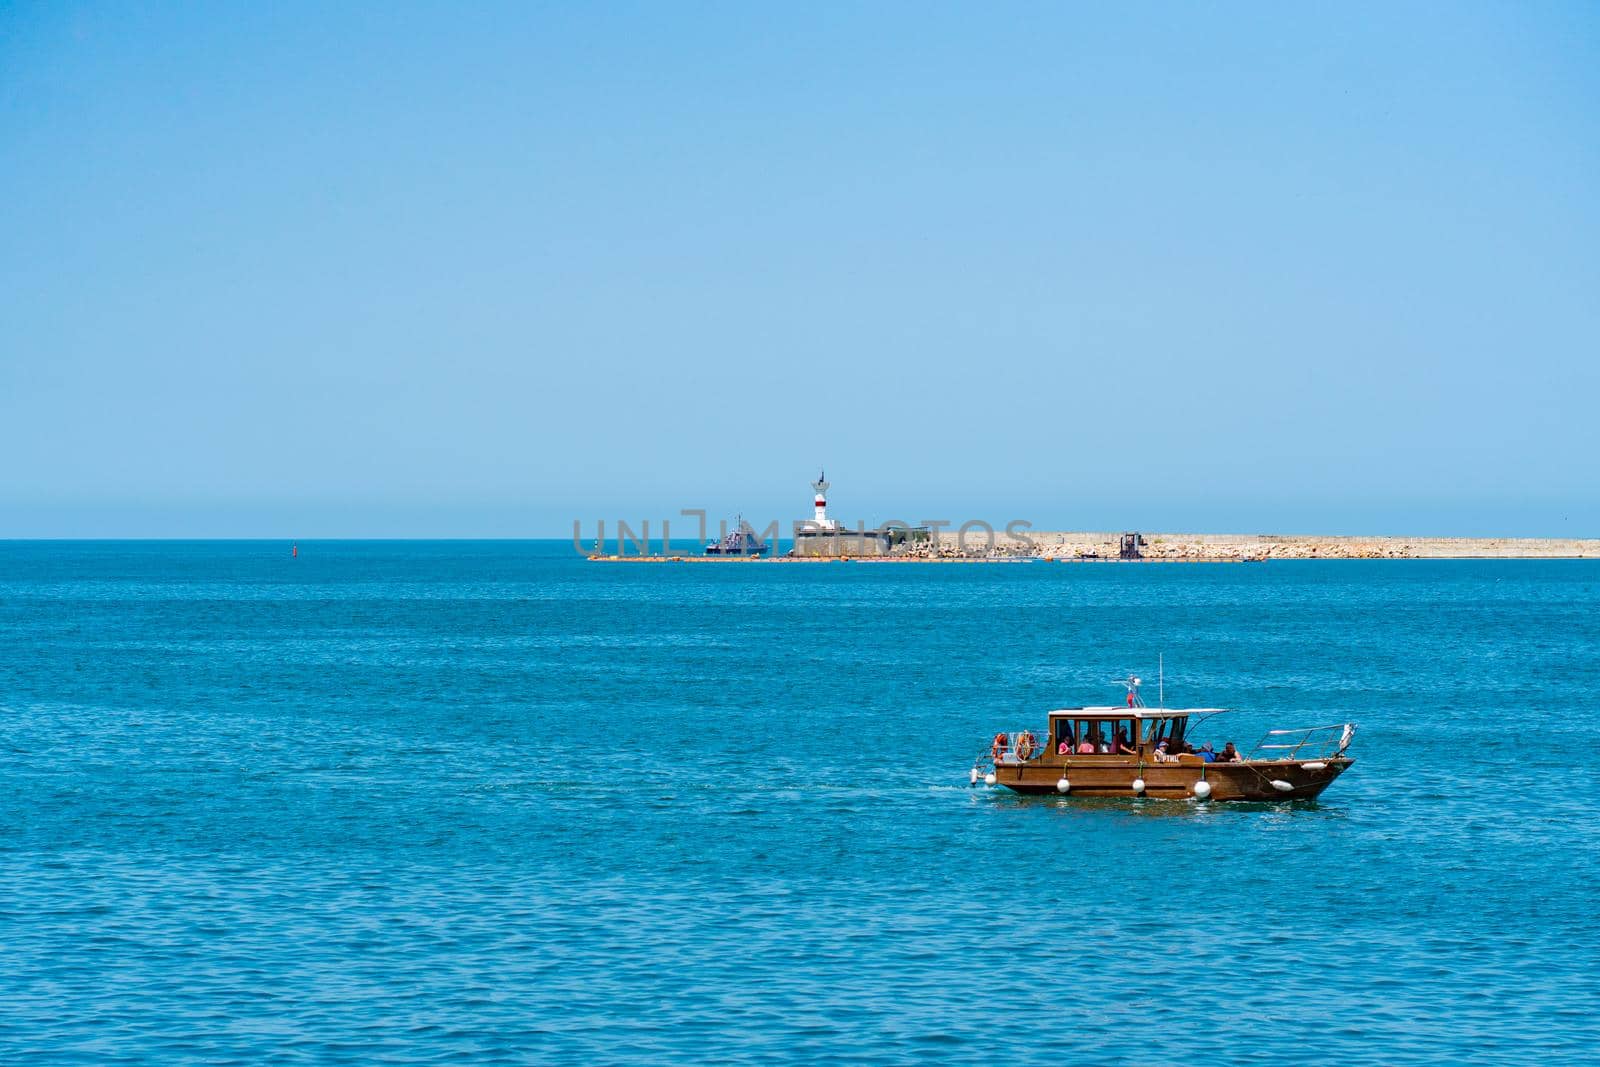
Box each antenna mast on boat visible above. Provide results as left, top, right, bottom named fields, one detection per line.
left=1159, top=653, right=1163, bottom=708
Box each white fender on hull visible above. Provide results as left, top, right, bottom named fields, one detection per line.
left=1192, top=780, right=1212, bottom=800
left=1131, top=778, right=1145, bottom=794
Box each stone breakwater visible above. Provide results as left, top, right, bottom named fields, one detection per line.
left=935, top=531, right=1600, bottom=561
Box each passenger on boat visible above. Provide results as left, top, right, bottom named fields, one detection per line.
left=1115, top=728, right=1135, bottom=755
left=1219, top=742, right=1242, bottom=763
left=1152, top=739, right=1179, bottom=764
left=1076, top=735, right=1095, bottom=754
left=1197, top=742, right=1217, bottom=763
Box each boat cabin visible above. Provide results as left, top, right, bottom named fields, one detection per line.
left=1045, top=707, right=1225, bottom=758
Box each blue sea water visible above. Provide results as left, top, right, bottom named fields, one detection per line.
left=2, top=541, right=1598, bottom=1065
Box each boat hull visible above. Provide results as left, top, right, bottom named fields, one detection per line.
left=991, top=755, right=1352, bottom=801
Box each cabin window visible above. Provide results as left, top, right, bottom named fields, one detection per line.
left=1144, top=718, right=1195, bottom=752
left=1052, top=719, right=1075, bottom=752
left=1069, top=720, right=1113, bottom=754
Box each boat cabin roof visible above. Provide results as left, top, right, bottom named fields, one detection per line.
left=1046, top=707, right=1225, bottom=720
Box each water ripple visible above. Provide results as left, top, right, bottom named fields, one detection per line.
left=1, top=544, right=1598, bottom=1063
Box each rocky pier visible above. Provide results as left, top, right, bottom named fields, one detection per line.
left=935, top=531, right=1600, bottom=561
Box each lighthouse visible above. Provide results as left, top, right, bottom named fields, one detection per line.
left=810, top=470, right=841, bottom=531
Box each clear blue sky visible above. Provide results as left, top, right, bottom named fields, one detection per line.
left=3, top=2, right=1596, bottom=537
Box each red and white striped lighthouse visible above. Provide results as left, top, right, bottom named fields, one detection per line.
left=810, top=470, right=841, bottom=531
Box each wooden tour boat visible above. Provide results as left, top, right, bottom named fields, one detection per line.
left=976, top=677, right=1355, bottom=801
